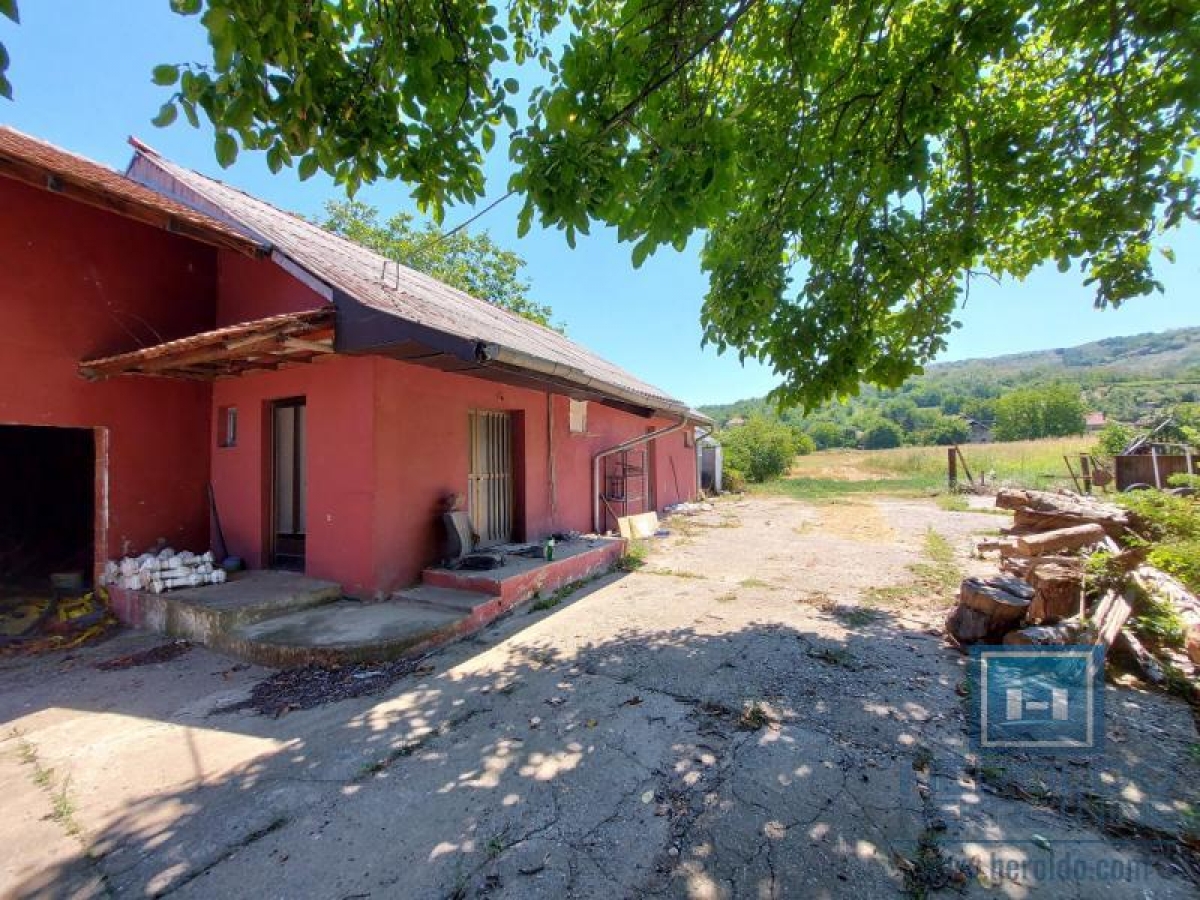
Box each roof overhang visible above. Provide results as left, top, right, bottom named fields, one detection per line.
left=332, top=293, right=697, bottom=420
left=79, top=309, right=335, bottom=381
left=0, top=134, right=262, bottom=257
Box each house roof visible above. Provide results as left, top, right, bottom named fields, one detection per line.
left=80, top=308, right=335, bottom=381
left=0, top=126, right=262, bottom=256
left=125, top=139, right=704, bottom=422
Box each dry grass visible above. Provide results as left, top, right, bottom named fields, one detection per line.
left=762, top=436, right=1094, bottom=501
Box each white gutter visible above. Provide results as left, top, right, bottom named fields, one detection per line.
left=592, top=417, right=689, bottom=533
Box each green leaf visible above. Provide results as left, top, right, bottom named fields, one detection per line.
left=151, top=64, right=178, bottom=86
left=0, top=1, right=18, bottom=25
left=180, top=98, right=200, bottom=128
left=0, top=73, right=10, bottom=102
left=298, top=153, right=319, bottom=181
left=503, top=78, right=519, bottom=94
left=214, top=132, right=238, bottom=168
left=151, top=102, right=178, bottom=127
left=169, top=0, right=201, bottom=14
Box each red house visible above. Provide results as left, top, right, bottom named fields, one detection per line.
left=0, top=127, right=706, bottom=619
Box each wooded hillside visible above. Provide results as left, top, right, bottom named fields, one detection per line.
left=700, top=327, right=1200, bottom=449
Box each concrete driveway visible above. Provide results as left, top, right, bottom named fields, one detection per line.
left=2, top=495, right=1197, bottom=899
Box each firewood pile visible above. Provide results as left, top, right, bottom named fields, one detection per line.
left=102, top=548, right=227, bottom=594
left=947, top=488, right=1200, bottom=682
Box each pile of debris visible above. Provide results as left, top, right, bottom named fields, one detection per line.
left=103, top=549, right=227, bottom=594
left=948, top=488, right=1200, bottom=681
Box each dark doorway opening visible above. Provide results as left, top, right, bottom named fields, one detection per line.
left=0, top=425, right=95, bottom=590
left=270, top=398, right=306, bottom=571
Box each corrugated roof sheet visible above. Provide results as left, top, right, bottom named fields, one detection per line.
left=0, top=126, right=263, bottom=255
left=126, top=141, right=694, bottom=417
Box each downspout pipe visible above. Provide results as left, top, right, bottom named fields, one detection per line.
left=592, top=417, right=689, bottom=533
left=693, top=426, right=715, bottom=496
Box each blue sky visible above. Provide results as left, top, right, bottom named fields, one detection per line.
left=2, top=2, right=1196, bottom=407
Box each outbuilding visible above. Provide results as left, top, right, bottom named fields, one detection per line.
left=1, top=127, right=707, bottom=606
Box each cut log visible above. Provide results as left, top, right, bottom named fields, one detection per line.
left=989, top=575, right=1035, bottom=601
left=995, top=489, right=1130, bottom=537
left=1130, top=565, right=1200, bottom=665
left=1111, top=629, right=1166, bottom=684
left=1027, top=564, right=1083, bottom=623
left=1092, top=589, right=1133, bottom=649
left=953, top=577, right=1032, bottom=642
left=1001, top=555, right=1081, bottom=580
left=1003, top=620, right=1087, bottom=645
left=974, top=537, right=1018, bottom=556
left=1014, top=524, right=1106, bottom=557
left=946, top=604, right=991, bottom=645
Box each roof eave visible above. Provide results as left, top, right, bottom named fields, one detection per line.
left=0, top=148, right=263, bottom=258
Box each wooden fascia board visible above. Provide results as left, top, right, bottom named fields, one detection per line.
left=0, top=155, right=263, bottom=257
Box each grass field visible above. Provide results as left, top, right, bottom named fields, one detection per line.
left=755, top=436, right=1096, bottom=501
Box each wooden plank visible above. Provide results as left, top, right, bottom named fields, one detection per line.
left=1092, top=589, right=1132, bottom=649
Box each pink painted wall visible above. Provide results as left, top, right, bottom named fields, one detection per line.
left=209, top=356, right=377, bottom=594
left=210, top=351, right=698, bottom=596
left=0, top=178, right=216, bottom=563
left=215, top=250, right=326, bottom=326
left=370, top=357, right=697, bottom=590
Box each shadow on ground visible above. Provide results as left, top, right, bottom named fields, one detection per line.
left=4, top=567, right=1198, bottom=898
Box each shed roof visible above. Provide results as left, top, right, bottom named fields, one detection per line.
left=80, top=308, right=335, bottom=381
left=0, top=126, right=262, bottom=256
left=125, top=139, right=703, bottom=421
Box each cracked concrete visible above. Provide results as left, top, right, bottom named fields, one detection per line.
left=1, top=495, right=1197, bottom=898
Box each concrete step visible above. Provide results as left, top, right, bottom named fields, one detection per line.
left=117, top=571, right=342, bottom=645
left=393, top=585, right=493, bottom=614
left=224, top=600, right=464, bottom=667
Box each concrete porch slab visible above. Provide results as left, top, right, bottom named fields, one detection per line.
left=107, top=571, right=342, bottom=645
left=421, top=537, right=624, bottom=605
left=227, top=600, right=463, bottom=667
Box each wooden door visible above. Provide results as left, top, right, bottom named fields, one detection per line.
left=468, top=410, right=513, bottom=546
left=271, top=398, right=306, bottom=570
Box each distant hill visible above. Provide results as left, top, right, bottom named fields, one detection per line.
left=699, top=327, right=1200, bottom=442
left=928, top=327, right=1200, bottom=379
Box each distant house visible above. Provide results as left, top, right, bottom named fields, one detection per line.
left=725, top=416, right=747, bottom=428
left=962, top=417, right=992, bottom=444
left=1085, top=412, right=1107, bottom=432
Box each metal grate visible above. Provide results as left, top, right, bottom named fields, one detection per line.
left=468, top=410, right=513, bottom=546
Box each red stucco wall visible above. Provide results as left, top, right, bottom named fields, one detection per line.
left=209, top=356, right=377, bottom=594
left=209, top=352, right=698, bottom=596
left=0, top=178, right=216, bottom=564
left=216, top=250, right=326, bottom=326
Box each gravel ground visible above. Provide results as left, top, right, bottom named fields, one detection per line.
left=1, top=494, right=1197, bottom=899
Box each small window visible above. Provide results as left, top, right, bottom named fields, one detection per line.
left=569, top=399, right=588, bottom=434
left=685, top=429, right=695, bottom=448
left=218, top=406, right=238, bottom=448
